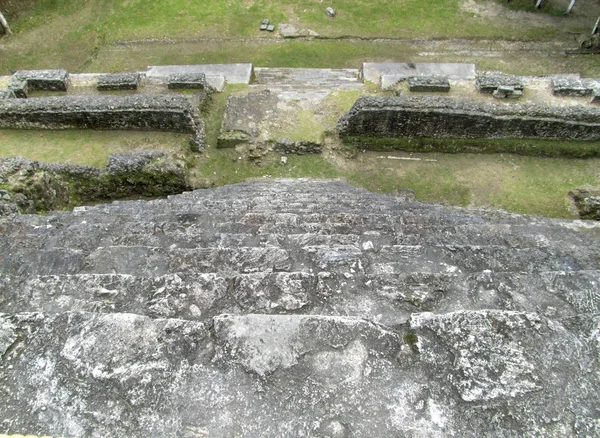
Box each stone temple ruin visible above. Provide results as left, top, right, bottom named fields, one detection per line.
left=0, top=63, right=600, bottom=436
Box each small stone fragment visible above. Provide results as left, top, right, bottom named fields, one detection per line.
left=280, top=156, right=288, bottom=165
left=326, top=7, right=336, bottom=17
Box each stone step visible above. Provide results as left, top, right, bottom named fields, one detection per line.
left=253, top=68, right=362, bottom=89
left=2, top=231, right=596, bottom=281
left=1, top=270, right=597, bottom=326
left=1, top=310, right=597, bottom=437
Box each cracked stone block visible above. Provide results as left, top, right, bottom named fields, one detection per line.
left=97, top=73, right=141, bottom=91
left=12, top=69, right=69, bottom=91
left=492, top=85, right=523, bottom=99
left=477, top=71, right=524, bottom=94
left=168, top=72, right=207, bottom=90
left=408, top=76, right=450, bottom=92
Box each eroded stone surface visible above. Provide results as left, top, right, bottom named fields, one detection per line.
left=0, top=179, right=599, bottom=436
left=338, top=96, right=600, bottom=140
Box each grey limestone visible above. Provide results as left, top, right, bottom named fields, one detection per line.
left=337, top=95, right=600, bottom=140
left=477, top=71, right=524, bottom=93
left=551, top=77, right=593, bottom=96
left=167, top=72, right=207, bottom=90
left=146, top=63, right=254, bottom=84
left=0, top=179, right=599, bottom=436
left=0, top=94, right=202, bottom=140
left=362, top=62, right=476, bottom=84
left=407, top=75, right=450, bottom=92
left=97, top=72, right=141, bottom=91
left=11, top=69, right=69, bottom=92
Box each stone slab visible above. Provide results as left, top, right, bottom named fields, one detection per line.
left=146, top=64, right=254, bottom=84
left=362, top=62, right=476, bottom=84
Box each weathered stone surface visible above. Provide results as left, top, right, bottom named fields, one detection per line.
left=147, top=64, right=254, bottom=85
left=0, top=89, right=16, bottom=99
left=570, top=186, right=600, bottom=220
left=477, top=71, right=524, bottom=93
left=337, top=95, right=600, bottom=140
left=168, top=72, right=206, bottom=90
left=408, top=75, right=450, bottom=92
left=551, top=77, right=592, bottom=96
left=8, top=80, right=28, bottom=98
left=0, top=94, right=200, bottom=134
left=106, top=151, right=165, bottom=173
left=0, top=179, right=599, bottom=436
left=97, top=72, right=141, bottom=91
left=492, top=85, right=523, bottom=99
left=0, top=155, right=192, bottom=214
left=362, top=62, right=476, bottom=84
left=12, top=69, right=69, bottom=91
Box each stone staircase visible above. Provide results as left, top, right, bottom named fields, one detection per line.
left=254, top=68, right=362, bottom=90
left=1, top=179, right=599, bottom=437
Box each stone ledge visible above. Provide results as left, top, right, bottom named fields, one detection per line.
left=337, top=96, right=600, bottom=140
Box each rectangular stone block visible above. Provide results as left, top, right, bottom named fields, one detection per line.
left=476, top=71, right=524, bottom=94
left=492, top=86, right=523, bottom=99
left=408, top=76, right=450, bottom=92
left=97, top=73, right=141, bottom=91
left=0, top=88, right=17, bottom=99
left=12, top=69, right=69, bottom=91
left=551, top=77, right=591, bottom=96
left=168, top=73, right=206, bottom=90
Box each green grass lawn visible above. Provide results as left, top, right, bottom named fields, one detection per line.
left=1, top=127, right=598, bottom=218
left=1, top=0, right=598, bottom=74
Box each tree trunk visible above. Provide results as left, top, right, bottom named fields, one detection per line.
left=0, top=10, right=12, bottom=35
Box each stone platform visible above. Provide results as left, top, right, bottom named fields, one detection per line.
left=0, top=179, right=599, bottom=437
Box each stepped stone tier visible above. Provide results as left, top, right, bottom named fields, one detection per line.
left=0, top=179, right=599, bottom=436
left=0, top=93, right=203, bottom=135
left=337, top=96, right=600, bottom=140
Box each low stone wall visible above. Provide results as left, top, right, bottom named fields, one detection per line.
left=0, top=94, right=200, bottom=132
left=337, top=96, right=600, bottom=141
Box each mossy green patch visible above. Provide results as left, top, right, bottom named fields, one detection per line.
left=342, top=136, right=600, bottom=159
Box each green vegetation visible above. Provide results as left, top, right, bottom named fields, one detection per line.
left=344, top=136, right=600, bottom=159
left=1, top=0, right=599, bottom=219
left=0, top=130, right=189, bottom=168
left=1, top=127, right=598, bottom=218
left=1, top=0, right=599, bottom=74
